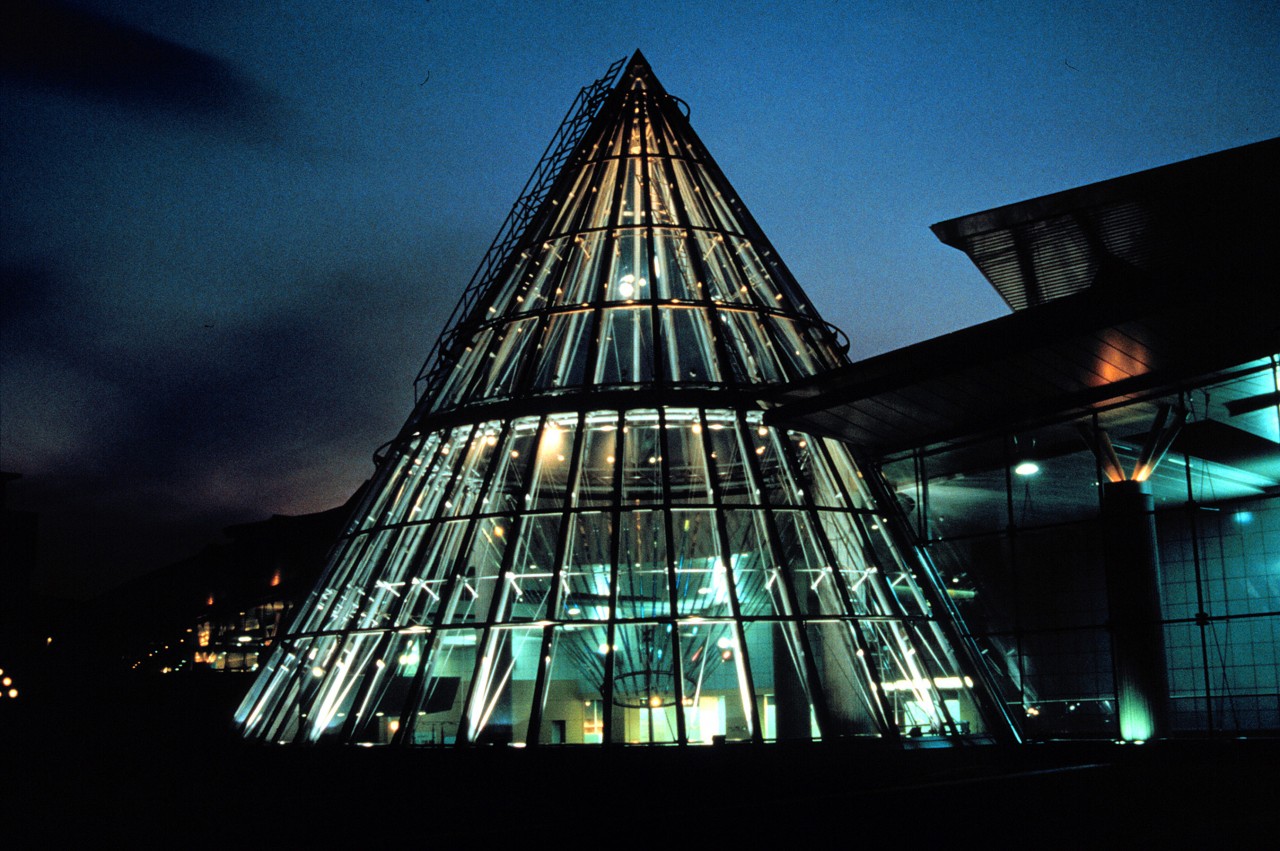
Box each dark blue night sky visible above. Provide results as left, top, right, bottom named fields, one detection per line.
left=3, top=0, right=1277, bottom=596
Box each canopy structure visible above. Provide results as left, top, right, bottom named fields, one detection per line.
left=237, top=52, right=1016, bottom=746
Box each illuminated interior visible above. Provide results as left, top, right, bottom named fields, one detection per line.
left=236, top=54, right=1007, bottom=746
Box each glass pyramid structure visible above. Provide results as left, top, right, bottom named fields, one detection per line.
left=237, top=52, right=1014, bottom=746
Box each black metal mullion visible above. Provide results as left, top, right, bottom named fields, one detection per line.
left=602, top=410, right=626, bottom=745
left=656, top=407, right=689, bottom=744
left=1181, top=389, right=1213, bottom=733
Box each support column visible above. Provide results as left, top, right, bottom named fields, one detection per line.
left=1102, top=480, right=1169, bottom=740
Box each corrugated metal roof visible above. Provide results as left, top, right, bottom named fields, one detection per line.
left=930, top=136, right=1279, bottom=310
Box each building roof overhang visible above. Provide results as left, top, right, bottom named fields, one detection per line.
left=764, top=137, right=1280, bottom=459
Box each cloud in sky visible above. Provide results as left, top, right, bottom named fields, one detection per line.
left=1, top=0, right=276, bottom=131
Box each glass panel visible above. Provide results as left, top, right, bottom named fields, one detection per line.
left=622, top=409, right=663, bottom=504
left=745, top=621, right=818, bottom=741
left=442, top=516, right=513, bottom=625
left=308, top=530, right=396, bottom=632
left=576, top=411, right=619, bottom=507
left=595, top=306, right=653, bottom=385
left=704, top=411, right=752, bottom=504
left=770, top=316, right=835, bottom=376
left=479, top=318, right=539, bottom=399
left=286, top=634, right=347, bottom=742
left=863, top=522, right=931, bottom=619
left=616, top=510, right=671, bottom=618
left=774, top=510, right=842, bottom=616
left=651, top=228, right=699, bottom=300
left=918, top=437, right=1010, bottom=538
left=670, top=159, right=717, bottom=229
left=820, top=438, right=876, bottom=510
left=816, top=511, right=875, bottom=616
left=400, top=628, right=477, bottom=746
left=660, top=115, right=690, bottom=160
left=718, top=310, right=788, bottom=384
left=559, top=511, right=613, bottom=621
left=723, top=509, right=784, bottom=617
left=532, top=310, right=592, bottom=390
left=310, top=633, right=384, bottom=741
left=548, top=162, right=598, bottom=236
left=465, top=625, right=543, bottom=745
left=406, top=424, right=474, bottom=522
left=496, top=512, right=561, bottom=623
left=481, top=254, right=532, bottom=320
left=605, top=229, right=650, bottom=303
left=1016, top=626, right=1115, bottom=738
left=558, top=231, right=609, bottom=306
left=348, top=633, right=420, bottom=744
left=443, top=422, right=502, bottom=518
left=484, top=418, right=539, bottom=513
left=671, top=509, right=729, bottom=617
left=694, top=162, right=741, bottom=230
left=369, top=436, right=435, bottom=528
left=664, top=409, right=712, bottom=505
left=694, top=231, right=747, bottom=304
left=868, top=620, right=956, bottom=736
left=611, top=623, right=680, bottom=743
left=806, top=621, right=886, bottom=737
left=586, top=159, right=618, bottom=229
left=660, top=306, right=721, bottom=383
left=678, top=620, right=746, bottom=742
left=541, top=624, right=606, bottom=743
left=529, top=414, right=578, bottom=509
left=432, top=326, right=493, bottom=411
left=618, top=157, right=647, bottom=225
left=647, top=158, right=679, bottom=225
left=394, top=520, right=469, bottom=627
left=352, top=523, right=435, bottom=630
left=511, top=240, right=564, bottom=315
left=1014, top=522, right=1107, bottom=629
left=746, top=419, right=802, bottom=506
left=788, top=431, right=844, bottom=508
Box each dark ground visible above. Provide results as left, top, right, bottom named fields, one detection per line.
left=3, top=672, right=1275, bottom=846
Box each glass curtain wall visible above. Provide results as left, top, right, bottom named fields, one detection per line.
left=237, top=55, right=1003, bottom=746
left=884, top=356, right=1280, bottom=738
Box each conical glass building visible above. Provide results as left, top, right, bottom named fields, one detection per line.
left=237, top=52, right=1014, bottom=746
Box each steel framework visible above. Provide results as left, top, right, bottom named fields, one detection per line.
left=237, top=51, right=1016, bottom=746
